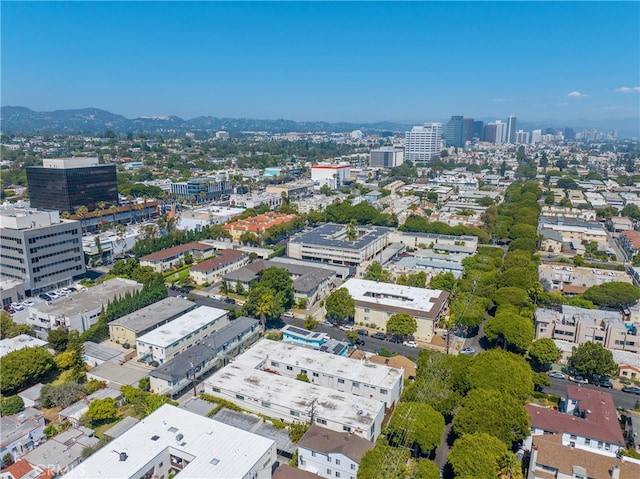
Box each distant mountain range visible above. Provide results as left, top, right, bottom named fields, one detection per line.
left=1, top=106, right=638, bottom=138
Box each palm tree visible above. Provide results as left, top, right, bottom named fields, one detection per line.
left=109, top=204, right=119, bottom=226
left=75, top=206, right=88, bottom=235
left=346, top=219, right=358, bottom=241
left=255, top=291, right=276, bottom=331
left=496, top=452, right=523, bottom=479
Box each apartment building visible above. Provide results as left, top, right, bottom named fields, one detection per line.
left=340, top=279, right=449, bottom=343
left=108, top=296, right=196, bottom=346
left=535, top=306, right=638, bottom=354
left=188, top=248, right=249, bottom=285
left=61, top=405, right=276, bottom=479
left=135, top=306, right=229, bottom=364
left=139, top=242, right=214, bottom=273
left=222, top=212, right=298, bottom=241
left=538, top=263, right=633, bottom=293
left=0, top=208, right=85, bottom=297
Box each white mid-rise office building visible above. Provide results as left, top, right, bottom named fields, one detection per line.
left=404, top=123, right=442, bottom=164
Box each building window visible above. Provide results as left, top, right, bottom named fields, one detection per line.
left=313, top=372, right=319, bottom=377
left=271, top=361, right=279, bottom=367
left=286, top=365, right=293, bottom=371
left=261, top=401, right=271, bottom=408
left=343, top=426, right=351, bottom=432
left=338, top=379, right=345, bottom=384
left=327, top=456, right=331, bottom=462
left=290, top=410, right=300, bottom=417
left=327, top=469, right=331, bottom=475
left=317, top=418, right=327, bottom=425
left=352, top=382, right=360, bottom=388
left=585, top=438, right=590, bottom=445
left=570, top=434, right=577, bottom=440
left=380, top=389, right=388, bottom=395
left=311, top=451, right=316, bottom=457
left=336, top=473, right=340, bottom=478
left=351, top=464, right=356, bottom=470
left=236, top=394, right=244, bottom=400
left=336, top=459, right=340, bottom=465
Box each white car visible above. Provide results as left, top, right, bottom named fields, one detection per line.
left=339, top=324, right=353, bottom=331
left=11, top=303, right=24, bottom=311
left=22, top=299, right=35, bottom=307
left=48, top=292, right=60, bottom=299
left=282, top=312, right=295, bottom=318
left=460, top=347, right=476, bottom=355
left=547, top=371, right=566, bottom=380
left=403, top=341, right=418, bottom=348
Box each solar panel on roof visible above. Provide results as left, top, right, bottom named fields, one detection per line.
left=286, top=326, right=311, bottom=337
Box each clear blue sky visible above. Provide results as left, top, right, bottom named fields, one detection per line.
left=2, top=1, right=639, bottom=123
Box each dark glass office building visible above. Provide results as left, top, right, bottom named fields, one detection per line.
left=26, top=158, right=118, bottom=213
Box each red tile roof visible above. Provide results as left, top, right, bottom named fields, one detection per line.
left=140, top=242, right=213, bottom=262
left=0, top=460, right=36, bottom=479
left=621, top=230, right=640, bottom=249
left=190, top=249, right=247, bottom=272
left=527, top=386, right=624, bottom=446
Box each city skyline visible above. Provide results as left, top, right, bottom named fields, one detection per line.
left=2, top=1, right=639, bottom=123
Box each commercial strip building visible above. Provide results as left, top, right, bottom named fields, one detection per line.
left=535, top=306, right=638, bottom=354
left=204, top=339, right=398, bottom=441
left=288, top=223, right=393, bottom=267
left=340, top=279, right=449, bottom=343
left=60, top=404, right=277, bottom=479
left=149, top=317, right=261, bottom=396
left=108, top=296, right=197, bottom=346
left=139, top=241, right=215, bottom=273
left=311, top=163, right=350, bottom=190
left=136, top=306, right=229, bottom=364
left=26, top=157, right=117, bottom=213
left=0, top=209, right=85, bottom=298
left=24, top=278, right=143, bottom=337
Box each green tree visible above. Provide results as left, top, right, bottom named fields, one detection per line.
left=428, top=272, right=456, bottom=291
left=358, top=437, right=411, bottom=479
left=138, top=376, right=150, bottom=392
left=528, top=338, right=561, bottom=367
left=145, top=393, right=177, bottom=415
left=253, top=289, right=279, bottom=330
left=497, top=452, right=524, bottom=479
left=448, top=432, right=508, bottom=479
left=467, top=349, right=534, bottom=401
left=288, top=421, right=310, bottom=442
left=86, top=397, right=118, bottom=424
left=386, top=402, right=444, bottom=453
left=48, top=328, right=69, bottom=353
left=0, top=395, right=25, bottom=416
left=570, top=342, right=617, bottom=377
left=492, top=287, right=531, bottom=309
left=484, top=306, right=535, bottom=352
left=1, top=311, right=13, bottom=339
left=1, top=347, right=55, bottom=394
left=39, top=382, right=84, bottom=408
left=407, top=271, right=427, bottom=288
left=412, top=460, right=441, bottom=479
left=583, top=282, right=640, bottom=308
left=303, top=316, right=319, bottom=330
left=325, top=288, right=355, bottom=324
left=545, top=191, right=555, bottom=206
left=346, top=330, right=359, bottom=344
left=386, top=313, right=417, bottom=339
left=364, top=262, right=391, bottom=282
left=453, top=388, right=530, bottom=445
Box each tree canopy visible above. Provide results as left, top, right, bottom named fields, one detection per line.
left=484, top=305, right=535, bottom=352
left=528, top=338, right=561, bottom=367
left=570, top=342, right=617, bottom=377
left=357, top=437, right=411, bottom=479
left=453, top=388, right=530, bottom=446
left=386, top=402, right=444, bottom=453
left=467, top=349, right=534, bottom=401
left=583, top=282, right=640, bottom=308
left=448, top=432, right=508, bottom=479
left=325, top=288, right=355, bottom=324
left=386, top=313, right=418, bottom=338
left=428, top=272, right=457, bottom=292
left=1, top=346, right=55, bottom=395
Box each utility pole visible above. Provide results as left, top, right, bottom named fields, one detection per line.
left=189, top=357, right=197, bottom=398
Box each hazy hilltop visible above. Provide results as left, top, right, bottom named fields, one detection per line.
left=1, top=106, right=637, bottom=138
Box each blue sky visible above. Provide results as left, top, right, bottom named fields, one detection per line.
left=2, top=1, right=639, bottom=123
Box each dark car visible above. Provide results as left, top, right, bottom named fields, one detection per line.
left=387, top=336, right=400, bottom=343
left=39, top=293, right=51, bottom=301
left=622, top=386, right=640, bottom=395
left=356, top=329, right=368, bottom=336
left=224, top=297, right=236, bottom=304
left=170, top=285, right=180, bottom=291
left=353, top=338, right=365, bottom=346
left=371, top=332, right=386, bottom=340
left=596, top=379, right=613, bottom=389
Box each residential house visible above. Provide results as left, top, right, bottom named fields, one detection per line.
left=188, top=249, right=249, bottom=286
left=621, top=230, right=640, bottom=258
left=23, top=427, right=98, bottom=477
left=297, top=425, right=374, bottom=479
left=538, top=264, right=632, bottom=293
left=0, top=409, right=46, bottom=467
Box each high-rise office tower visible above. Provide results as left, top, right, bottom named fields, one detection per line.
left=473, top=121, right=485, bottom=141
left=515, top=130, right=530, bottom=144
left=506, top=115, right=517, bottom=143
left=563, top=128, right=575, bottom=141
left=444, top=116, right=464, bottom=148
left=494, top=121, right=507, bottom=144
left=484, top=123, right=497, bottom=143
left=463, top=118, right=475, bottom=143
left=404, top=123, right=442, bottom=164
left=26, top=157, right=118, bottom=213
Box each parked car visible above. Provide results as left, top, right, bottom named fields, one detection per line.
left=371, top=332, right=386, bottom=340
left=596, top=379, right=613, bottom=389
left=547, top=371, right=566, bottom=380
left=67, top=287, right=78, bottom=292
left=339, top=324, right=353, bottom=332
left=460, top=347, right=476, bottom=355
left=403, top=341, right=418, bottom=348
left=353, top=338, right=365, bottom=346
left=387, top=336, right=400, bottom=343
left=48, top=292, right=60, bottom=299
left=622, top=386, right=640, bottom=395
left=39, top=293, right=51, bottom=301
left=569, top=375, right=588, bottom=384
left=11, top=303, right=24, bottom=311
left=322, top=321, right=334, bottom=328
left=4, top=307, right=16, bottom=314
left=22, top=299, right=35, bottom=307
left=223, top=297, right=236, bottom=304
left=356, top=329, right=368, bottom=336
left=283, top=311, right=295, bottom=318
left=212, top=294, right=224, bottom=301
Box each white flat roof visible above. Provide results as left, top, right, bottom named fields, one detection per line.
left=0, top=334, right=48, bottom=358
left=207, top=363, right=383, bottom=431
left=236, top=339, right=402, bottom=390
left=136, top=306, right=227, bottom=348
left=61, top=404, right=275, bottom=479
left=341, top=278, right=445, bottom=314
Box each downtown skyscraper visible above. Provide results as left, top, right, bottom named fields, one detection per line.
left=506, top=114, right=517, bottom=144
